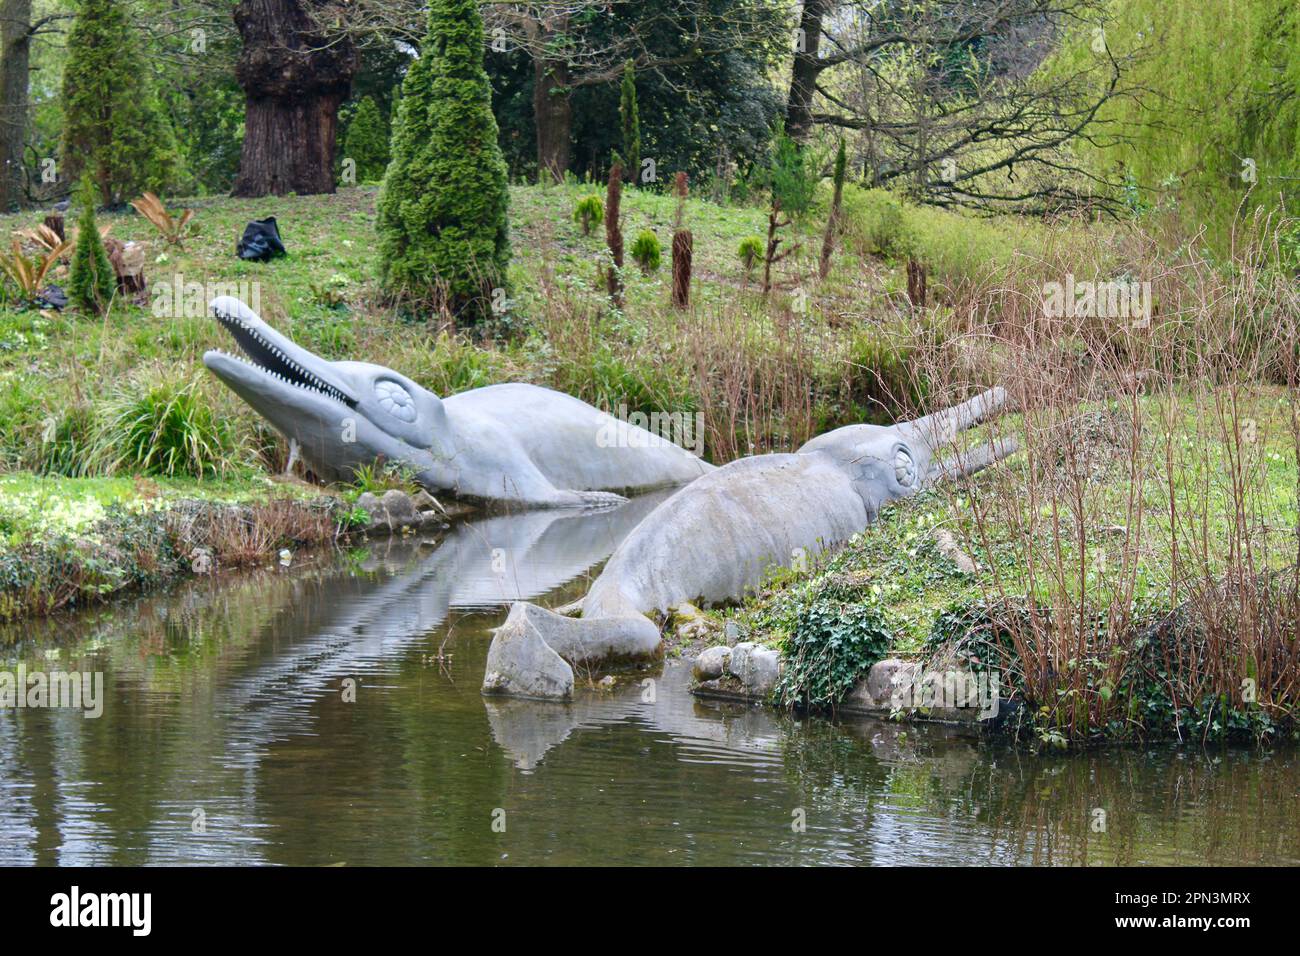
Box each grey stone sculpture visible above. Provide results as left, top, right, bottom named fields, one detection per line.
left=203, top=296, right=712, bottom=508
left=482, top=388, right=1017, bottom=700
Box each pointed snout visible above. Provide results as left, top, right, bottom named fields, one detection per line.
left=902, top=387, right=1011, bottom=451
left=207, top=296, right=357, bottom=404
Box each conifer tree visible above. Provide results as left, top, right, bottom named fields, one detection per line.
left=61, top=0, right=179, bottom=206
left=619, top=60, right=641, bottom=187
left=819, top=138, right=847, bottom=279
left=68, top=176, right=116, bottom=314
left=376, top=0, right=510, bottom=321
left=343, top=97, right=390, bottom=183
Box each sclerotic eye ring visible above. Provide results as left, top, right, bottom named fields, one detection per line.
left=894, top=448, right=917, bottom=486
left=375, top=380, right=417, bottom=422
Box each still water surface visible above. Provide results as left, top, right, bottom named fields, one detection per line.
left=1, top=495, right=1297, bottom=866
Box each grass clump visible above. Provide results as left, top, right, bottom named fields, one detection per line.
left=92, top=376, right=236, bottom=478
left=347, top=461, right=423, bottom=498
left=737, top=236, right=764, bottom=276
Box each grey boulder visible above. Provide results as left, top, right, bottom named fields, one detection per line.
left=725, top=642, right=781, bottom=697
left=482, top=603, right=575, bottom=701
left=692, top=645, right=732, bottom=681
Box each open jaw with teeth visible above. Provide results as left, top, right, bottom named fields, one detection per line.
left=211, top=305, right=354, bottom=407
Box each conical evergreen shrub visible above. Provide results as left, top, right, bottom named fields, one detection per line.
left=376, top=0, right=510, bottom=321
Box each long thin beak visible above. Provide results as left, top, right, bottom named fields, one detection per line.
left=931, top=437, right=1019, bottom=483
left=207, top=295, right=357, bottom=405
left=901, top=387, right=1010, bottom=450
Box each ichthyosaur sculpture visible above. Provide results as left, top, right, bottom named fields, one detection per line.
left=481, top=387, right=1017, bottom=700
left=202, top=297, right=712, bottom=509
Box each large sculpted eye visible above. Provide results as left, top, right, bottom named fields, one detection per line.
left=374, top=379, right=417, bottom=422
left=894, top=447, right=917, bottom=486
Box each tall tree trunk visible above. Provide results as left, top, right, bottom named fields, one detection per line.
left=533, top=57, right=571, bottom=182
left=231, top=0, right=358, bottom=197
left=671, top=230, right=692, bottom=309
left=787, top=0, right=833, bottom=144
left=0, top=0, right=33, bottom=210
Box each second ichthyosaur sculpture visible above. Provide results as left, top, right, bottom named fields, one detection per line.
left=481, top=387, right=1017, bottom=699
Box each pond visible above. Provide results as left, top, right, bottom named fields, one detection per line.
left=1, top=494, right=1297, bottom=866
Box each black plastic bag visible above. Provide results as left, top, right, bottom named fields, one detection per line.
left=236, top=217, right=286, bottom=262
left=36, top=284, right=68, bottom=311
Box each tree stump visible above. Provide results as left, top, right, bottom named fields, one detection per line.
left=43, top=214, right=64, bottom=241
left=105, top=237, right=147, bottom=300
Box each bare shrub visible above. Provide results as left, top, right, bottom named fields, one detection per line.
left=911, top=208, right=1300, bottom=739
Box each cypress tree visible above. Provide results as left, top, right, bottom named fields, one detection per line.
left=619, top=60, right=641, bottom=187
left=376, top=0, right=510, bottom=321
left=61, top=0, right=179, bottom=206
left=68, top=176, right=116, bottom=314
left=343, top=97, right=390, bottom=183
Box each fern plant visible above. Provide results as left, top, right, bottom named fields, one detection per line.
left=0, top=237, right=72, bottom=301
left=14, top=224, right=71, bottom=256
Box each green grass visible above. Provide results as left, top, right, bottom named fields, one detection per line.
left=0, top=472, right=321, bottom=544
left=0, top=184, right=886, bottom=596
left=720, top=386, right=1300, bottom=653
left=2, top=180, right=1292, bottom=675
left=1, top=181, right=1001, bottom=487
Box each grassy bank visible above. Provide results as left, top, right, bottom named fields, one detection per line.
left=0, top=473, right=360, bottom=622
left=0, top=182, right=1060, bottom=478
left=710, top=377, right=1300, bottom=745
